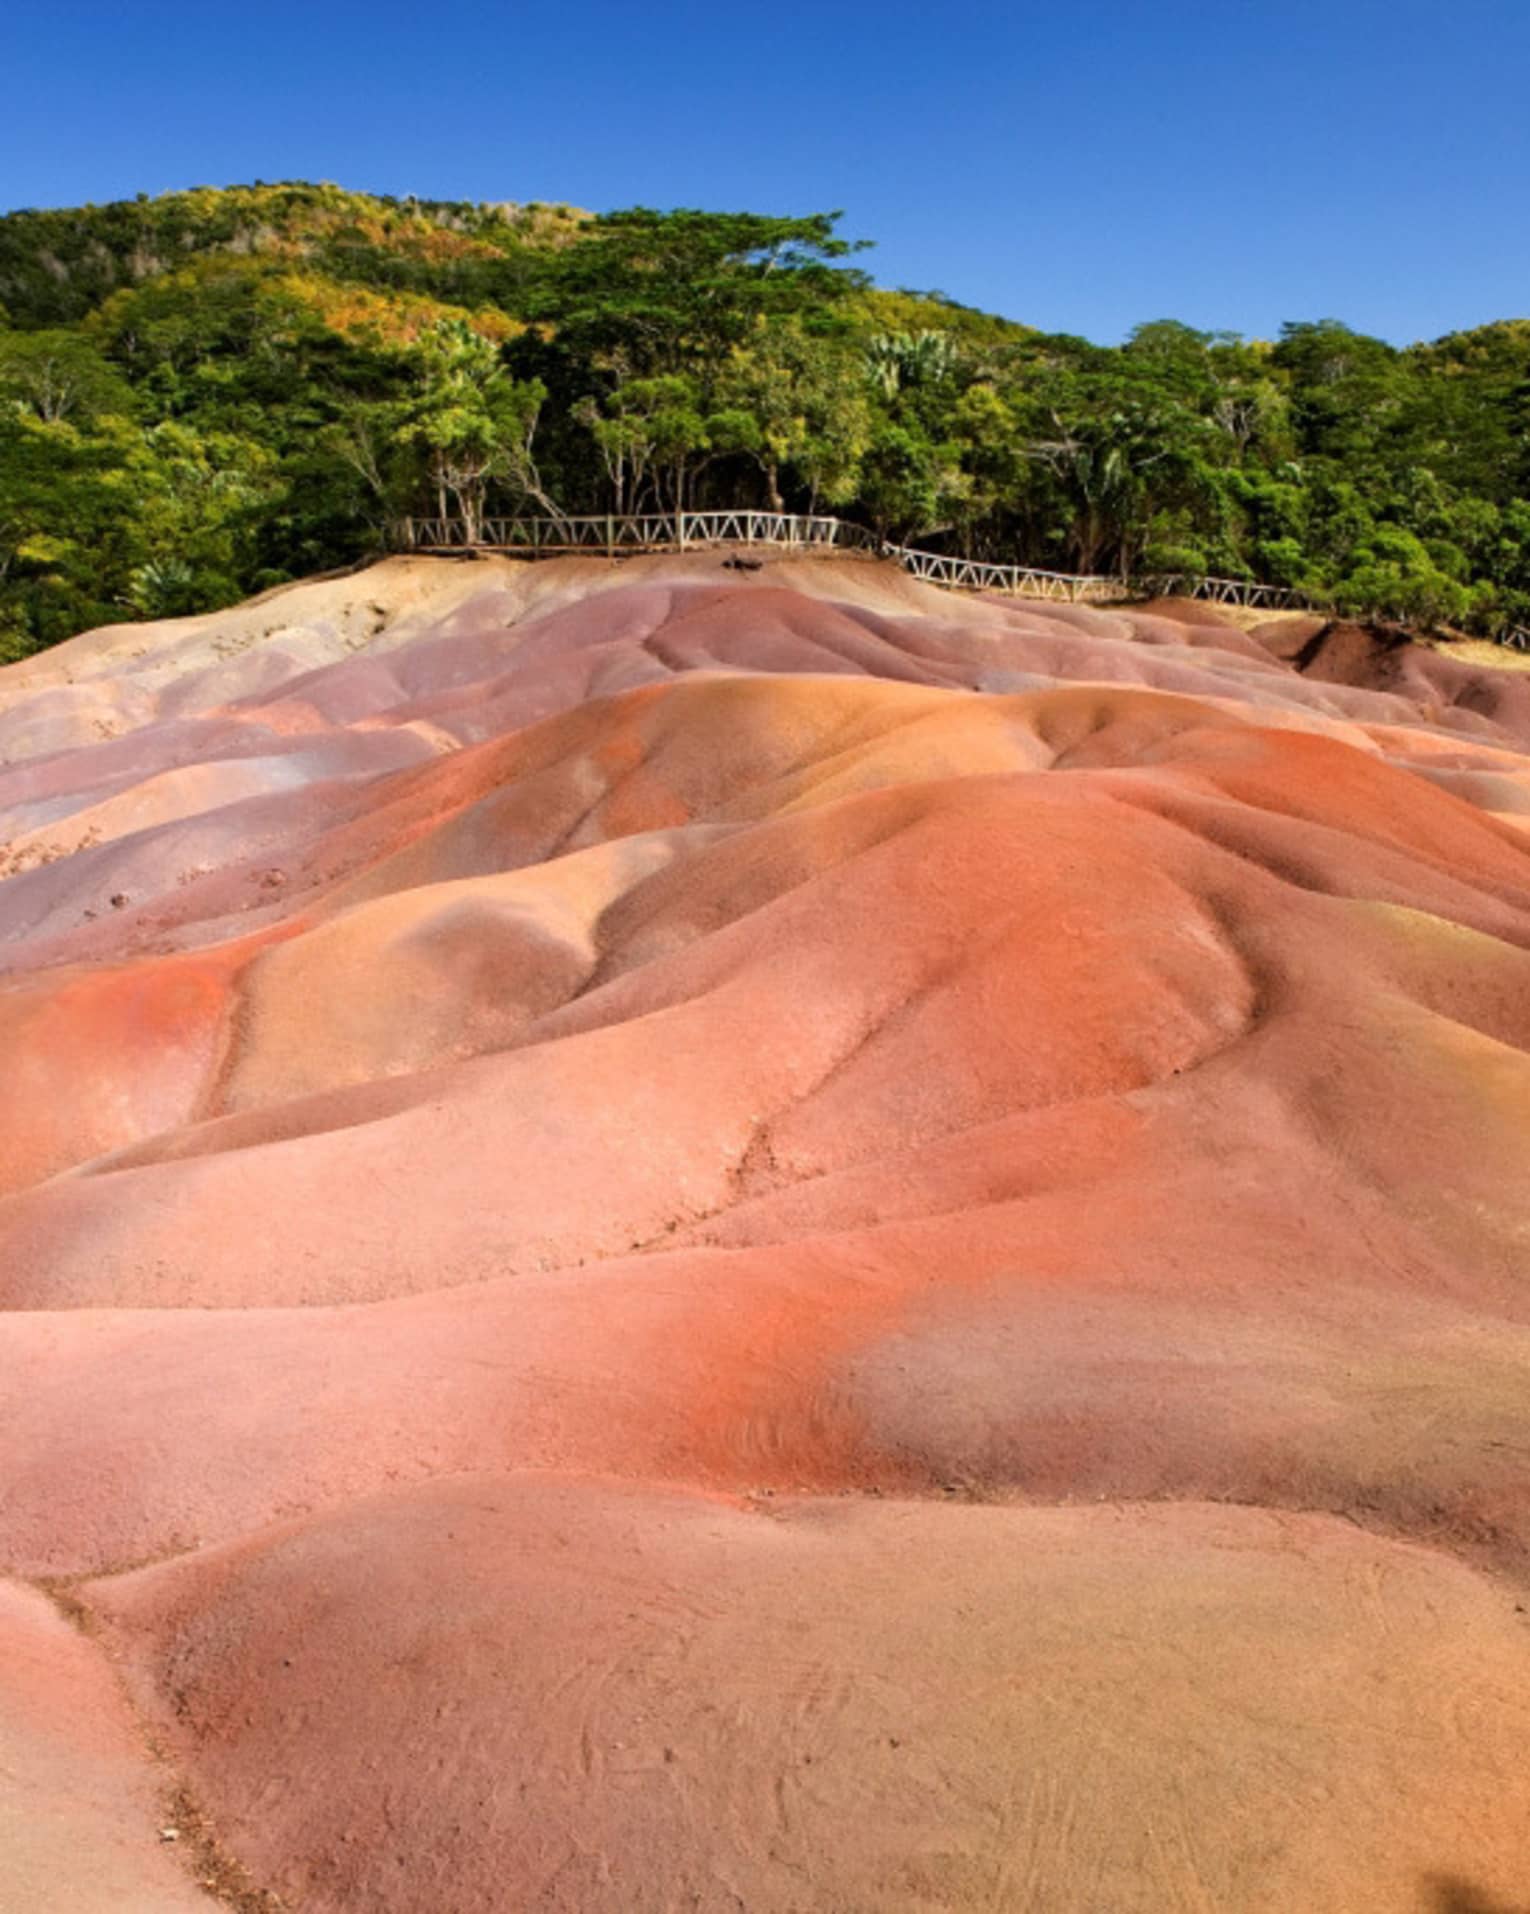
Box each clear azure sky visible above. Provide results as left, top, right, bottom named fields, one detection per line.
left=2, top=0, right=1526, bottom=346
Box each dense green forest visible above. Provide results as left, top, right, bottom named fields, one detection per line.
left=3, top=181, right=1529, bottom=656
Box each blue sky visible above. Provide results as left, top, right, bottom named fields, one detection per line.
left=3, top=0, right=1526, bottom=345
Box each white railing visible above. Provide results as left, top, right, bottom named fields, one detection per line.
left=395, top=513, right=1530, bottom=647
left=397, top=512, right=1124, bottom=604
left=1139, top=573, right=1323, bottom=612
left=880, top=542, right=1124, bottom=604
left=400, top=512, right=876, bottom=556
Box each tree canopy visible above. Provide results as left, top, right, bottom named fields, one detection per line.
left=2, top=181, right=1529, bottom=656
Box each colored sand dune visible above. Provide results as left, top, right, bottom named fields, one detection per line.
left=2, top=552, right=1530, bottom=1910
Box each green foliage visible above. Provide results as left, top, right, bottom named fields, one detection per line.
left=393, top=319, right=551, bottom=533
left=1331, top=526, right=1476, bottom=626
left=3, top=181, right=1530, bottom=653
left=0, top=329, right=138, bottom=424
left=866, top=330, right=958, bottom=400
left=0, top=182, right=588, bottom=328
left=713, top=321, right=872, bottom=509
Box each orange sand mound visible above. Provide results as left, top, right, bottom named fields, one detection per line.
left=2, top=552, right=1530, bottom=1910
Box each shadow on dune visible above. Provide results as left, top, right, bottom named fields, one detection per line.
left=1424, top=1876, right=1530, bottom=1914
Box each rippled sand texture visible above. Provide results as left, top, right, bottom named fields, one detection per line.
left=3, top=553, right=1530, bottom=1911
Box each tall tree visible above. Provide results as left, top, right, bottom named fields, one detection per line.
left=395, top=320, right=555, bottom=536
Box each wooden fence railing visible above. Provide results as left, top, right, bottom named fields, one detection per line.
left=1136, top=574, right=1328, bottom=613
left=882, top=544, right=1125, bottom=604
left=398, top=512, right=1135, bottom=606
left=396, top=513, right=1530, bottom=647
left=402, top=511, right=877, bottom=558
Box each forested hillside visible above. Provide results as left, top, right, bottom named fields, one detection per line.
left=2, top=180, right=1529, bottom=654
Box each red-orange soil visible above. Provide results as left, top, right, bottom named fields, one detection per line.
left=2, top=552, right=1530, bottom=1910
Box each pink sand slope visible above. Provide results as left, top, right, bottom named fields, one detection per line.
left=2, top=551, right=1530, bottom=1910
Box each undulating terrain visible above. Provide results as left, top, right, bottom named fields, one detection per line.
left=3, top=550, right=1530, bottom=1911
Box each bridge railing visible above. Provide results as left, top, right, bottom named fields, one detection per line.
left=395, top=513, right=1530, bottom=648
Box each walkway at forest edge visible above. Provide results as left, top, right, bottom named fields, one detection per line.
left=396, top=509, right=1530, bottom=648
